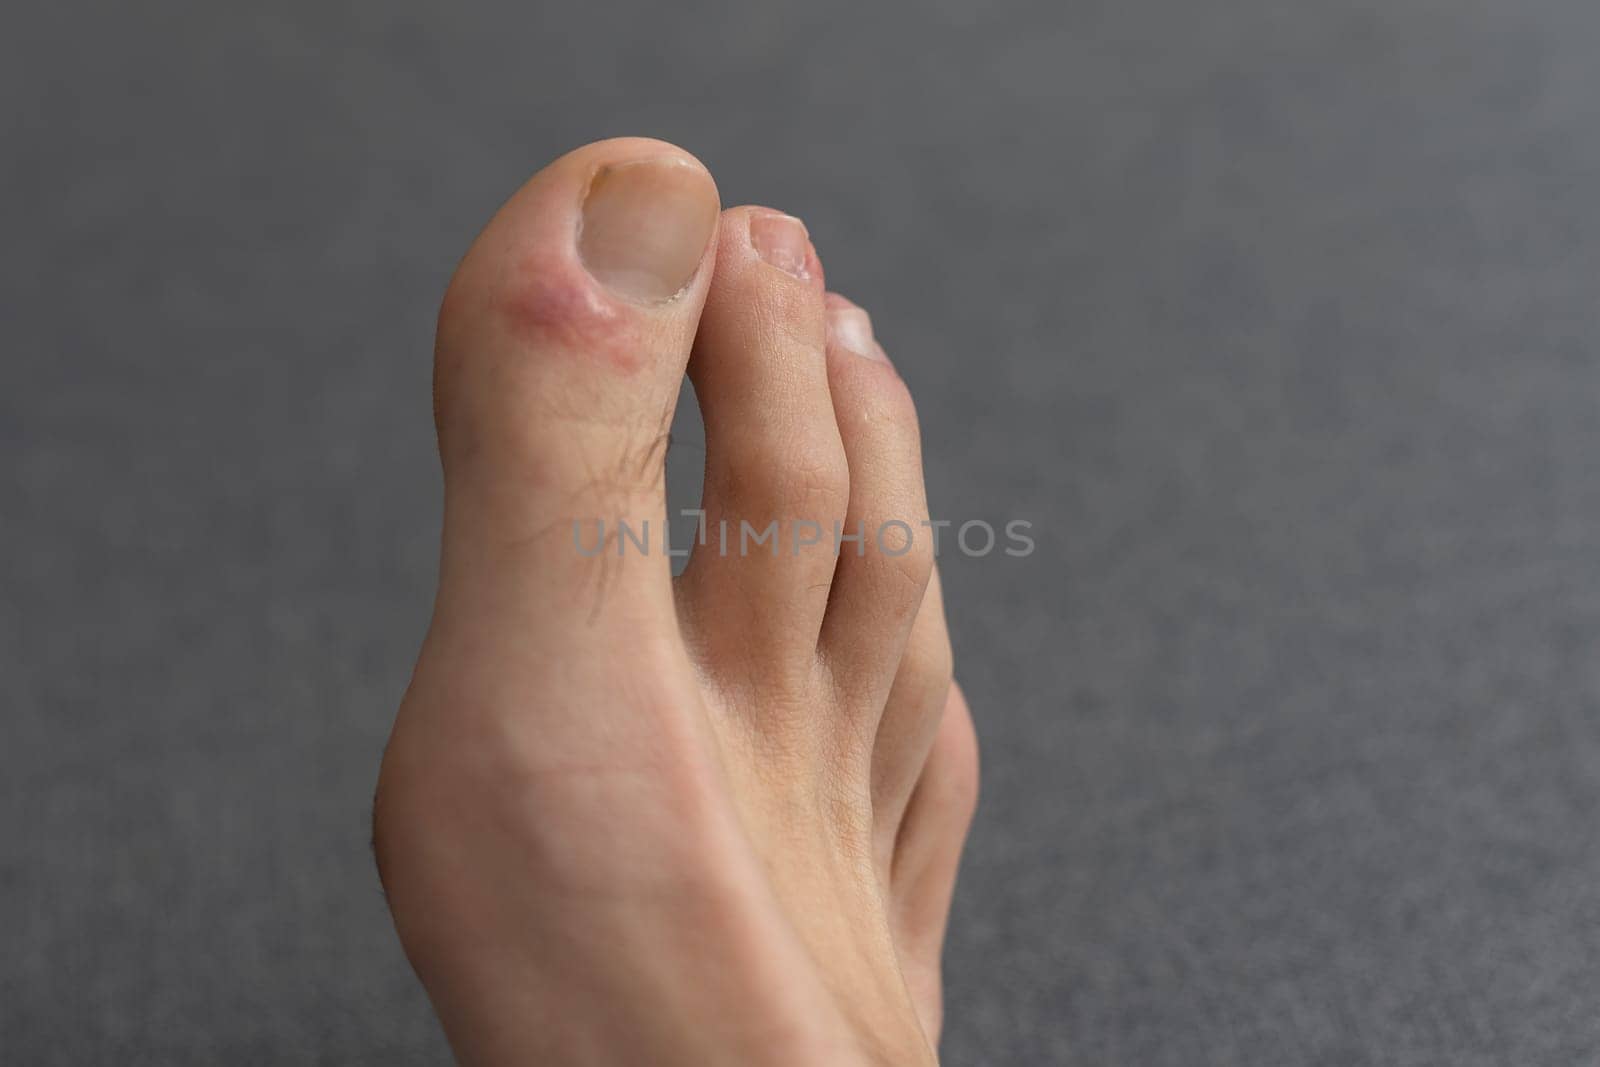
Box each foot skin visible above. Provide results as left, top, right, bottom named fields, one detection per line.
left=374, top=138, right=979, bottom=1067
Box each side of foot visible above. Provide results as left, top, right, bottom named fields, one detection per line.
left=374, top=138, right=977, bottom=1066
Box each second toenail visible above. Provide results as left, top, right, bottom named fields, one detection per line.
left=578, top=158, right=720, bottom=303
left=749, top=212, right=812, bottom=280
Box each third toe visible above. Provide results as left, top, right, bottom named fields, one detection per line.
left=816, top=294, right=936, bottom=717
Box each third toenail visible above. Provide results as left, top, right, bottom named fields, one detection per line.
left=579, top=157, right=719, bottom=303
left=829, top=307, right=885, bottom=360
left=749, top=212, right=811, bottom=280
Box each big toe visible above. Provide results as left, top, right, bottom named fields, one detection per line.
left=431, top=137, right=720, bottom=620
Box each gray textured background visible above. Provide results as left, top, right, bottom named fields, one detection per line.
left=5, top=1, right=1600, bottom=1064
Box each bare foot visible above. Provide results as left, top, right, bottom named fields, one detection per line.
left=374, top=137, right=978, bottom=1066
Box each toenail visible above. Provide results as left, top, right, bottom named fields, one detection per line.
left=829, top=307, right=886, bottom=361
left=578, top=158, right=719, bottom=303
left=749, top=212, right=812, bottom=280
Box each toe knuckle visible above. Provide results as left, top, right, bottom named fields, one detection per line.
left=901, top=628, right=955, bottom=707
left=880, top=526, right=936, bottom=595
left=881, top=376, right=924, bottom=434
left=721, top=429, right=850, bottom=524
left=861, top=523, right=934, bottom=616
left=850, top=371, right=922, bottom=444
left=943, top=725, right=981, bottom=819
left=791, top=439, right=852, bottom=517
left=927, top=692, right=980, bottom=822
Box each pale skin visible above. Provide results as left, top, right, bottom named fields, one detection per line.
left=374, top=137, right=979, bottom=1066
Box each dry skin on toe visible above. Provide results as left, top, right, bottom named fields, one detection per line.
left=375, top=137, right=977, bottom=1067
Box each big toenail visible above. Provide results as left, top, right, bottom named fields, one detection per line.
left=749, top=212, right=811, bottom=280
left=578, top=158, right=719, bottom=303
left=830, top=307, right=886, bottom=361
